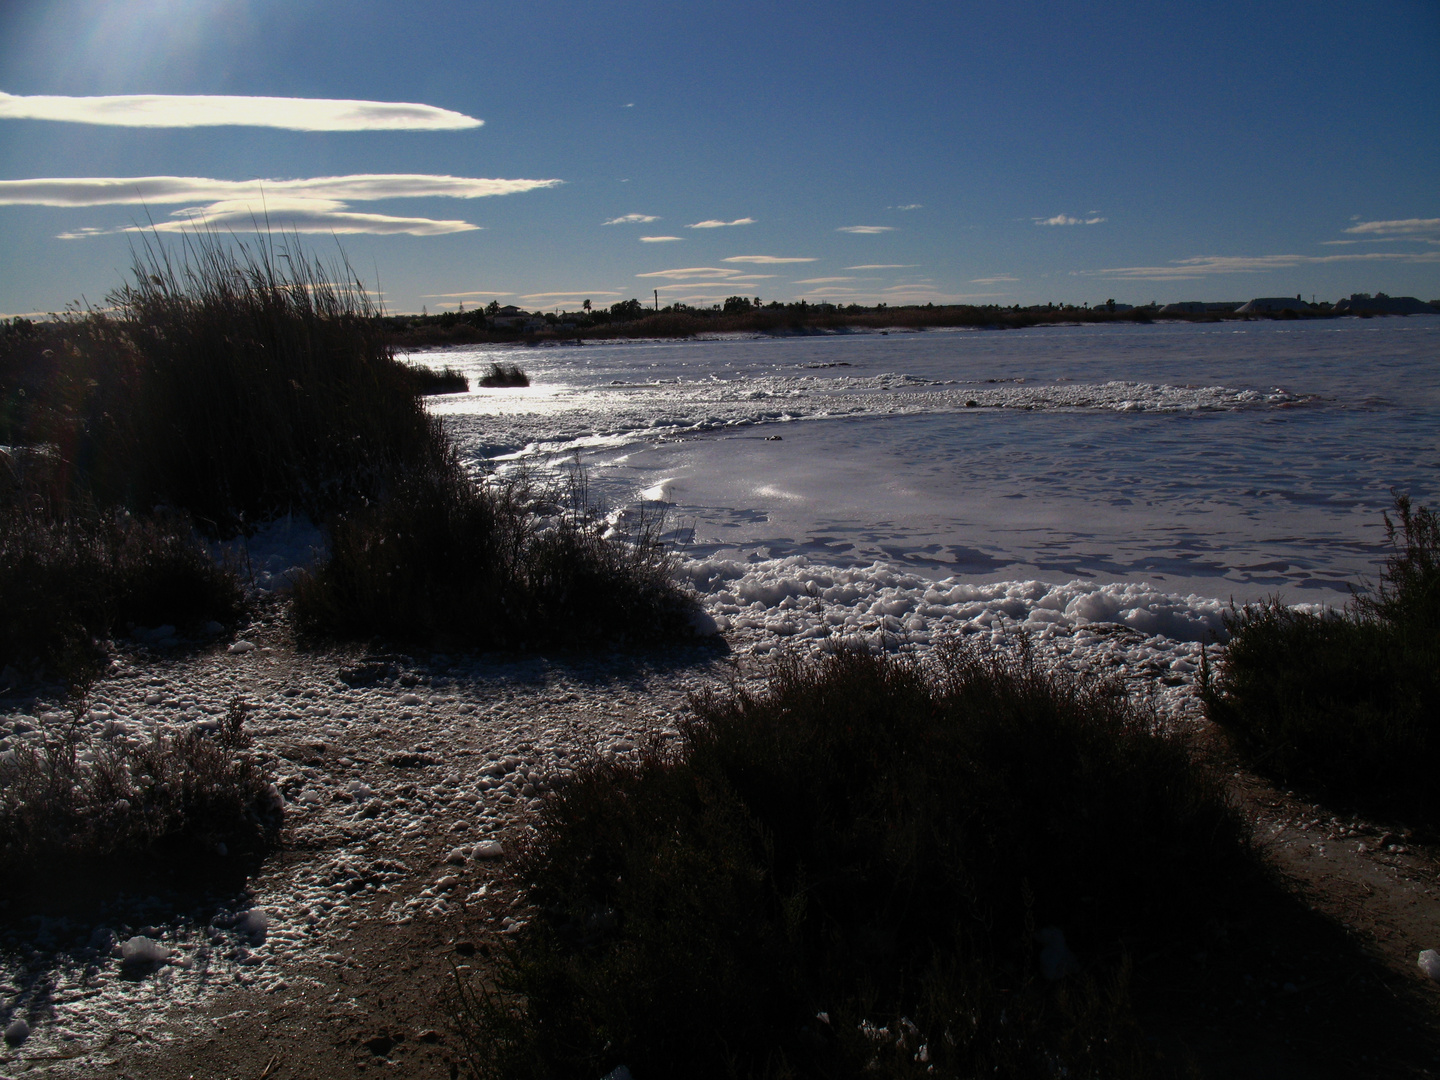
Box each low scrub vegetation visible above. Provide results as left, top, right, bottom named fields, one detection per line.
left=0, top=697, right=281, bottom=907
left=293, top=461, right=700, bottom=648
left=0, top=504, right=243, bottom=677
left=477, top=362, right=529, bottom=388
left=1204, top=495, right=1440, bottom=822
left=455, top=642, right=1251, bottom=1079
left=406, top=364, right=470, bottom=395
left=4, top=231, right=686, bottom=657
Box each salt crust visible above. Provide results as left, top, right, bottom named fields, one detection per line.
left=0, top=553, right=1247, bottom=1066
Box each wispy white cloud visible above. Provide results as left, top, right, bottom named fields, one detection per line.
left=686, top=217, right=755, bottom=228
left=640, top=236, right=682, bottom=243
left=602, top=213, right=659, bottom=225
left=721, top=255, right=816, bottom=264
left=793, top=277, right=856, bottom=284
left=879, top=285, right=1005, bottom=303
left=521, top=291, right=622, bottom=300
left=651, top=279, right=771, bottom=292
left=422, top=290, right=514, bottom=298
left=845, top=264, right=917, bottom=270
left=1090, top=250, right=1440, bottom=280
left=1, top=173, right=562, bottom=239
left=1035, top=214, right=1106, bottom=226
left=837, top=225, right=894, bottom=234
left=891, top=204, right=923, bottom=211
left=1343, top=217, right=1440, bottom=237
left=57, top=199, right=481, bottom=238
left=0, top=90, right=481, bottom=131
left=970, top=275, right=1018, bottom=284
left=0, top=174, right=559, bottom=207
left=636, top=267, right=749, bottom=279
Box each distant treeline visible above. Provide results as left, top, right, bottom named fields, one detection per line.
left=380, top=295, right=1422, bottom=348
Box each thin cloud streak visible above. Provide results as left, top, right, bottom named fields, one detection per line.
left=793, top=277, right=856, bottom=284
left=1035, top=214, right=1106, bottom=226
left=602, top=213, right=659, bottom=225
left=651, top=280, right=771, bottom=292
left=837, top=225, right=894, bottom=234
left=970, top=275, right=1018, bottom=284
left=59, top=204, right=481, bottom=238
left=521, top=291, right=622, bottom=300
left=686, top=218, right=755, bottom=228
left=846, top=264, right=917, bottom=270
left=1343, top=218, right=1440, bottom=237
left=3, top=174, right=563, bottom=240
left=0, top=90, right=481, bottom=131
left=721, top=255, right=816, bottom=264
left=640, top=236, right=682, bottom=242
left=1090, top=251, right=1440, bottom=280
left=0, top=174, right=560, bottom=207
left=636, top=267, right=746, bottom=279
left=422, top=290, right=514, bottom=298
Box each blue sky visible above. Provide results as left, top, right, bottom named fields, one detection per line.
left=1, top=0, right=1436, bottom=315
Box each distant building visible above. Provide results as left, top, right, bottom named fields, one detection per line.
left=490, top=305, right=547, bottom=331
left=1333, top=293, right=1435, bottom=315
left=1235, top=296, right=1311, bottom=314
left=1158, top=302, right=1208, bottom=315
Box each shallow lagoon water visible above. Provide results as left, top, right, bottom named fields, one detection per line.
left=411, top=317, right=1439, bottom=610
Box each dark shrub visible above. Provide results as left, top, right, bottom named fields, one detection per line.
left=477, top=362, right=529, bottom=388
left=293, top=462, right=699, bottom=648
left=1203, top=496, right=1439, bottom=821
left=0, top=699, right=281, bottom=906
left=0, top=504, right=244, bottom=676
left=406, top=364, right=470, bottom=395
left=456, top=643, right=1249, bottom=1079
left=0, top=231, right=447, bottom=533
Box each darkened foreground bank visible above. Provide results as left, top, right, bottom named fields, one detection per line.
left=456, top=644, right=1253, bottom=1079
left=1204, top=496, right=1440, bottom=825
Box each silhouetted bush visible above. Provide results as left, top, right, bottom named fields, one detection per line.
left=1204, top=496, right=1440, bottom=822
left=293, top=462, right=700, bottom=648
left=477, top=362, right=529, bottom=388
left=2, top=231, right=697, bottom=659
left=0, top=231, right=447, bottom=533
left=0, top=697, right=281, bottom=906
left=455, top=643, right=1249, bottom=1079
left=406, top=364, right=469, bottom=395
left=0, top=504, right=244, bottom=676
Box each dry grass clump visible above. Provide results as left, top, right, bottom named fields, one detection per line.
left=1204, top=495, right=1440, bottom=822
left=293, top=461, right=701, bottom=649
left=0, top=233, right=447, bottom=533
left=455, top=642, right=1250, bottom=1079
left=0, top=697, right=281, bottom=907
left=477, top=362, right=529, bottom=388
left=406, top=364, right=469, bottom=395
left=0, top=504, right=243, bottom=677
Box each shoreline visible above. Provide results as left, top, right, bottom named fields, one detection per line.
left=383, top=306, right=1439, bottom=352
